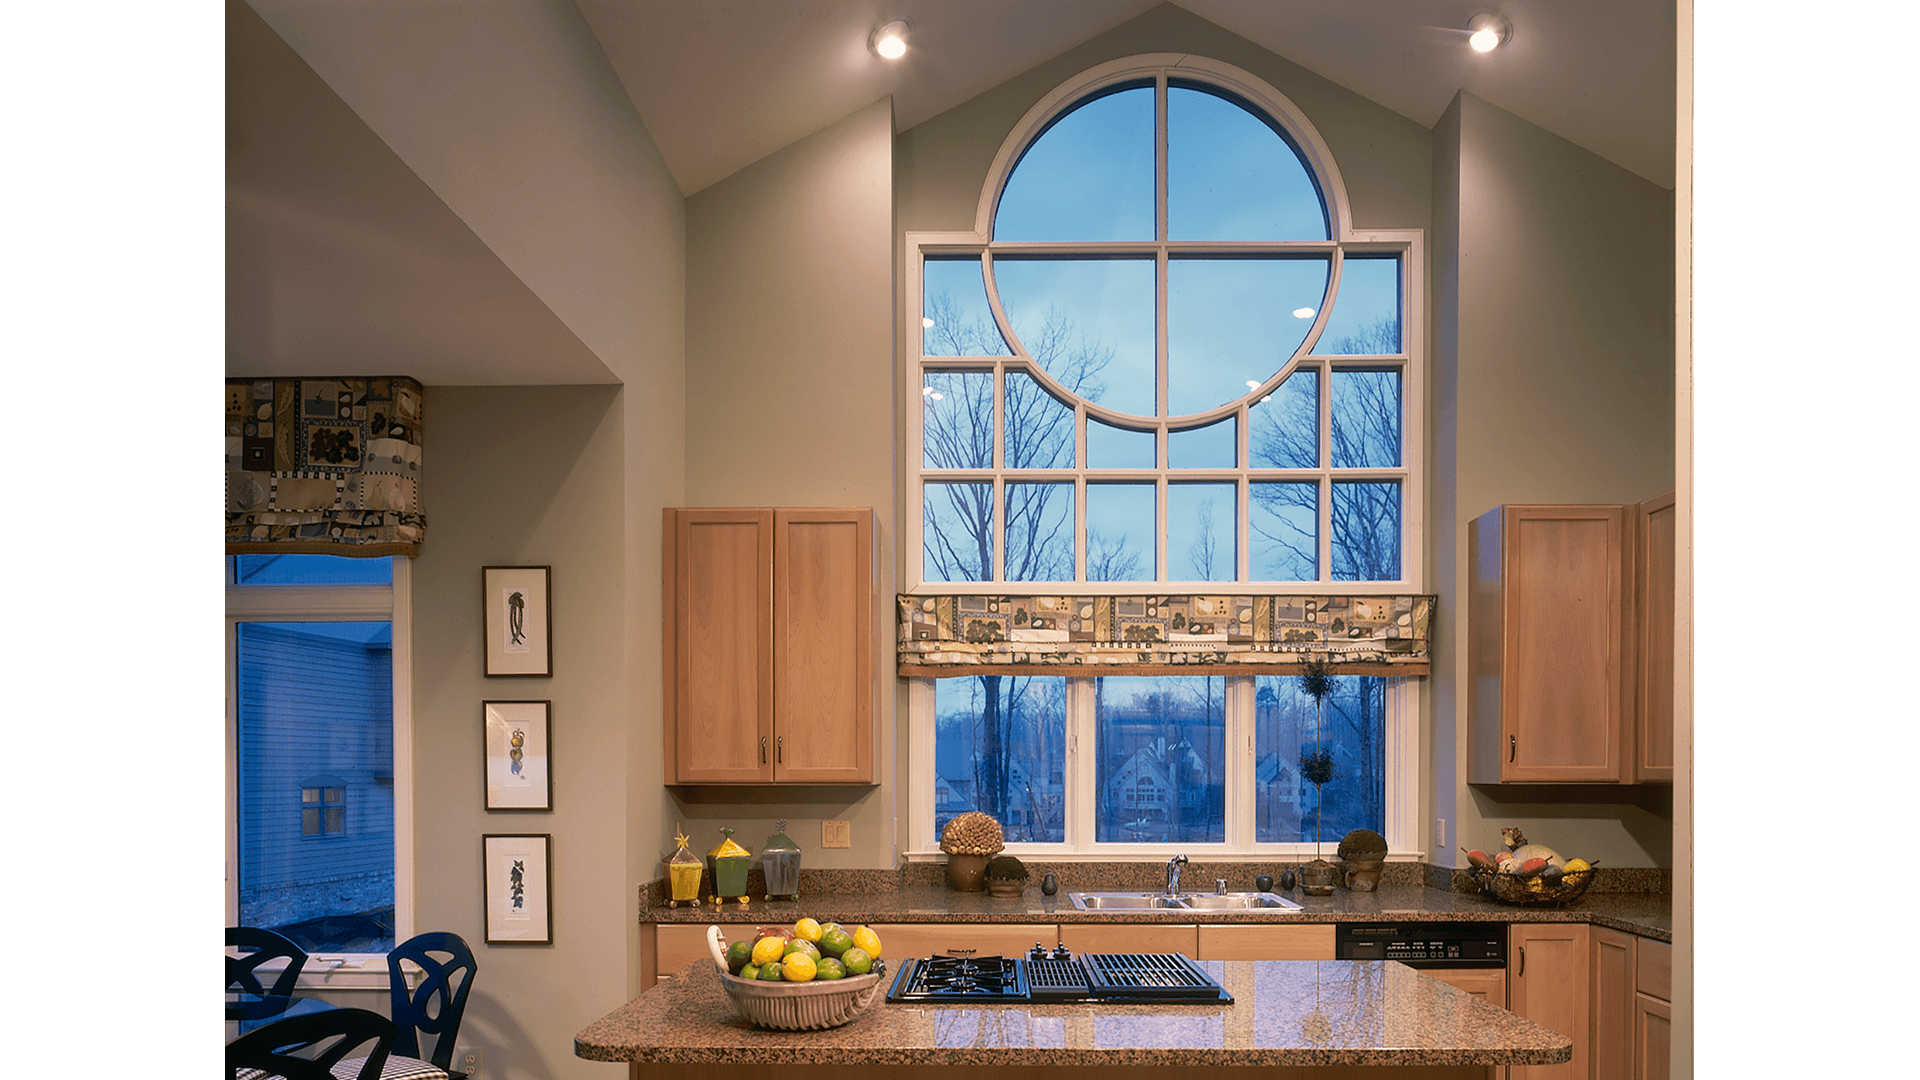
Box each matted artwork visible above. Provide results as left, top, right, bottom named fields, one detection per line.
left=483, top=566, right=551, bottom=676
left=483, top=834, right=552, bottom=944
left=484, top=701, right=551, bottom=811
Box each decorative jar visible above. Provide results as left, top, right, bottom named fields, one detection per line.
left=706, top=828, right=752, bottom=905
left=761, top=820, right=802, bottom=900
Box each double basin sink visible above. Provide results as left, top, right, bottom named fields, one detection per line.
left=1068, top=891, right=1304, bottom=912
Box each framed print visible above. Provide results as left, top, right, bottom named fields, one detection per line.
left=484, top=701, right=551, bottom=811
left=483, top=833, right=552, bottom=944
left=483, top=566, right=551, bottom=676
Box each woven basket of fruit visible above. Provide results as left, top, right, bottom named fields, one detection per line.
left=706, top=924, right=888, bottom=1031
left=1463, top=829, right=1598, bottom=907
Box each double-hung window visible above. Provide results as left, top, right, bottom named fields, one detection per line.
left=225, top=553, right=412, bottom=962
left=906, top=56, right=1424, bottom=858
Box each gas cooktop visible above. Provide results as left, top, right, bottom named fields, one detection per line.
left=884, top=946, right=1233, bottom=1006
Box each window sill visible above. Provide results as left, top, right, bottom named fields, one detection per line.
left=903, top=847, right=1429, bottom=863
left=244, top=956, right=420, bottom=992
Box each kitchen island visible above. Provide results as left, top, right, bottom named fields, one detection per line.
left=575, top=957, right=1572, bottom=1079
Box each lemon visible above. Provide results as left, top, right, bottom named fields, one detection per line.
left=782, top=952, right=818, bottom=983
left=793, top=917, right=823, bottom=943
left=750, top=935, right=787, bottom=967
left=850, top=926, right=883, bottom=959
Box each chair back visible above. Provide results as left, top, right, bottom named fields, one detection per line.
left=388, top=931, right=478, bottom=1069
left=228, top=926, right=309, bottom=1002
left=226, top=1007, right=395, bottom=1080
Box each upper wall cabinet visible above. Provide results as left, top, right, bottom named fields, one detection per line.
left=1468, top=499, right=1674, bottom=785
left=663, top=507, right=877, bottom=785
left=1633, top=490, right=1676, bottom=783
left=1470, top=504, right=1633, bottom=783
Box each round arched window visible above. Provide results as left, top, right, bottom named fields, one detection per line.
left=917, top=57, right=1416, bottom=587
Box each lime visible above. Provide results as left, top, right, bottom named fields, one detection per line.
left=819, top=928, right=854, bottom=957
left=726, top=940, right=753, bottom=973
left=750, top=935, right=787, bottom=967
left=782, top=952, right=818, bottom=983
left=739, top=962, right=761, bottom=981
left=841, top=946, right=872, bottom=976
left=814, top=957, right=846, bottom=981
left=793, top=917, right=823, bottom=943
left=784, top=938, right=821, bottom=960
left=758, top=962, right=785, bottom=981
left=851, top=926, right=883, bottom=959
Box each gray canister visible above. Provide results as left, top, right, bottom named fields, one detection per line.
left=761, top=820, right=802, bottom=900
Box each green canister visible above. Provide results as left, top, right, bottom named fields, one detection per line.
left=706, top=827, right=753, bottom=906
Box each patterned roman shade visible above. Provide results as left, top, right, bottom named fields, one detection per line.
left=225, top=377, right=426, bottom=557
left=898, top=593, right=1433, bottom=677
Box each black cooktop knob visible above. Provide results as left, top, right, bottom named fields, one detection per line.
left=1029, top=943, right=1050, bottom=961
left=1051, top=944, right=1073, bottom=961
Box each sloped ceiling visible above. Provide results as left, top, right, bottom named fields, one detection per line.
left=226, top=0, right=616, bottom=384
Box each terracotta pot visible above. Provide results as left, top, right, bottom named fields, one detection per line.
left=1343, top=858, right=1385, bottom=892
left=1298, top=859, right=1339, bottom=896
left=986, top=878, right=1025, bottom=898
left=945, top=853, right=991, bottom=891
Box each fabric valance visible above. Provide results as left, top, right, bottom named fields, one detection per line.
left=225, top=377, right=426, bottom=557
left=898, top=593, right=1434, bottom=677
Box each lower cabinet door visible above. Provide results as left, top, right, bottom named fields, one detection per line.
left=1510, top=923, right=1590, bottom=1080
left=1590, top=926, right=1636, bottom=1080
left=1633, top=992, right=1671, bottom=1080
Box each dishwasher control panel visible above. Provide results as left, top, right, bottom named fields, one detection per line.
left=1335, top=922, right=1506, bottom=967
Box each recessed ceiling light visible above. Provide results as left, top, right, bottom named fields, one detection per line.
left=1246, top=380, right=1262, bottom=389
left=871, top=18, right=910, bottom=60
left=1292, top=307, right=1316, bottom=319
left=1467, top=12, right=1512, bottom=52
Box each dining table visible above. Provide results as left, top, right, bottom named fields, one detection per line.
left=227, top=992, right=338, bottom=1038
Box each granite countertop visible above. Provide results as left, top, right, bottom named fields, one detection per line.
left=645, top=884, right=1672, bottom=944
left=574, top=958, right=1573, bottom=1068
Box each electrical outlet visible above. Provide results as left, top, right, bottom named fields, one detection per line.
left=822, top=819, right=851, bottom=848
left=460, top=1048, right=482, bottom=1077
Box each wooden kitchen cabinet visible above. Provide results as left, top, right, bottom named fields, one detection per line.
left=1589, top=927, right=1671, bottom=1080
left=1195, top=923, right=1335, bottom=960
left=1470, top=504, right=1633, bottom=783
left=1422, top=967, right=1506, bottom=1003
left=1509, top=923, right=1590, bottom=1080
left=862, top=922, right=1058, bottom=959
left=1633, top=490, right=1675, bottom=782
left=662, top=507, right=876, bottom=784
left=1060, top=923, right=1198, bottom=956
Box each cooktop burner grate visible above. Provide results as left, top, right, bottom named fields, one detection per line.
left=885, top=952, right=1231, bottom=1005
left=1081, top=952, right=1225, bottom=999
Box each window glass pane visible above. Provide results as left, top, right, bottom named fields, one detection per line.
left=923, top=258, right=1011, bottom=356
left=1332, top=481, right=1401, bottom=581
left=991, top=257, right=1154, bottom=416
left=1167, top=84, right=1326, bottom=241
left=1331, top=369, right=1401, bottom=468
left=1085, top=483, right=1154, bottom=581
left=1095, top=675, right=1226, bottom=843
left=1168, top=257, right=1328, bottom=416
left=995, top=85, right=1153, bottom=242
left=1005, top=372, right=1076, bottom=469
left=1087, top=418, right=1153, bottom=469
left=1006, top=483, right=1074, bottom=581
left=232, top=555, right=392, bottom=586
left=924, top=482, right=994, bottom=581
left=1169, top=418, right=1234, bottom=469
left=935, top=676, right=1067, bottom=843
left=1254, top=673, right=1387, bottom=844
left=1250, top=482, right=1317, bottom=581
left=1248, top=368, right=1318, bottom=468
left=1313, top=256, right=1400, bottom=354
left=922, top=370, right=993, bottom=470
left=236, top=620, right=394, bottom=953
left=1168, top=483, right=1236, bottom=582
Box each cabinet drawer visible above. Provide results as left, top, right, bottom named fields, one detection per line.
left=1634, top=938, right=1671, bottom=1002
left=1195, top=923, right=1335, bottom=960
left=866, top=923, right=1057, bottom=959
left=1059, top=924, right=1197, bottom=956
left=1422, top=967, right=1506, bottom=1003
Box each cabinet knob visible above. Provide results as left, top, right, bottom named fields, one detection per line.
left=760, top=736, right=767, bottom=764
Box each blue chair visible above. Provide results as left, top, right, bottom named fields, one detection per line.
left=227, top=1007, right=394, bottom=1080
left=387, top=932, right=478, bottom=1078
left=228, top=926, right=309, bottom=1021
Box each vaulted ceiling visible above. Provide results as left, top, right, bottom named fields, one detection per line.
left=228, top=1, right=1677, bottom=384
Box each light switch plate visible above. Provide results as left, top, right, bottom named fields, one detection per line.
left=822, top=820, right=851, bottom=848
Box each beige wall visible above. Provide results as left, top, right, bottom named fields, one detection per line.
left=675, top=98, right=899, bottom=866
left=412, top=386, right=628, bottom=1080
left=1433, top=92, right=1677, bottom=868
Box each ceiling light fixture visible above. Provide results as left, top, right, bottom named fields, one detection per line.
left=870, top=18, right=911, bottom=60
left=1292, top=307, right=1316, bottom=319
left=1467, top=12, right=1512, bottom=53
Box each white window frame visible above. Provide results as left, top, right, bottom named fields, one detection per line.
left=224, top=557, right=413, bottom=986
left=903, top=55, right=1426, bottom=863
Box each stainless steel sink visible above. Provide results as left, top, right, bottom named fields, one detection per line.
left=1070, top=893, right=1187, bottom=910
left=1068, top=891, right=1304, bottom=912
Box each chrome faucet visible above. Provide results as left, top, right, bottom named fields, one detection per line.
left=1166, top=853, right=1189, bottom=896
